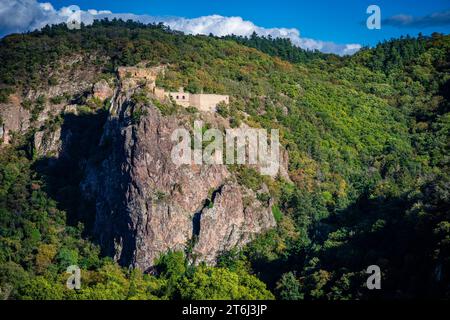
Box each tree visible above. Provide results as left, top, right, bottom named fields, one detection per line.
left=179, top=266, right=274, bottom=300
left=276, top=272, right=303, bottom=300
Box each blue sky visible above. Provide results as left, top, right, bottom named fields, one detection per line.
left=1, top=0, right=449, bottom=54
left=48, top=0, right=450, bottom=45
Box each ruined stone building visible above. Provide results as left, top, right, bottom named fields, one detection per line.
left=117, top=66, right=229, bottom=112
left=166, top=88, right=229, bottom=112
left=117, top=66, right=162, bottom=92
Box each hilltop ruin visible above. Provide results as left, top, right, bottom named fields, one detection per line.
left=117, top=66, right=229, bottom=112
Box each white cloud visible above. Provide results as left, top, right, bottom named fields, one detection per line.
left=39, top=2, right=54, bottom=11
left=87, top=9, right=112, bottom=15
left=0, top=0, right=361, bottom=55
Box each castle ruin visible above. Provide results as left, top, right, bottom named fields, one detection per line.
left=166, top=88, right=229, bottom=112
left=117, top=66, right=229, bottom=112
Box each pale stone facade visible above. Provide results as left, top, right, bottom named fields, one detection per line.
left=166, top=88, right=190, bottom=108
left=167, top=88, right=229, bottom=112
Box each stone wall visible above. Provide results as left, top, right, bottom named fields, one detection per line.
left=167, top=90, right=190, bottom=107
left=166, top=89, right=229, bottom=112
left=117, top=66, right=162, bottom=82
left=191, top=94, right=229, bottom=112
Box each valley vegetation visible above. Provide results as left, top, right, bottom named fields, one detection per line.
left=0, top=20, right=449, bottom=299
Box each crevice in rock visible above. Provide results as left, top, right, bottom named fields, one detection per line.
left=192, top=184, right=224, bottom=239
left=192, top=211, right=202, bottom=238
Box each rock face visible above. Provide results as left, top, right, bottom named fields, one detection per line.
left=82, top=90, right=276, bottom=271
left=0, top=57, right=277, bottom=270
left=0, top=54, right=104, bottom=146
left=33, top=128, right=62, bottom=157
left=93, top=80, right=113, bottom=101
left=194, top=183, right=275, bottom=265
left=0, top=94, right=30, bottom=145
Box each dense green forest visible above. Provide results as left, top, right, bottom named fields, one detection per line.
left=222, top=32, right=328, bottom=63
left=0, top=20, right=449, bottom=299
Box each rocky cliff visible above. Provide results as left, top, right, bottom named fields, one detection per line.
left=0, top=57, right=277, bottom=271
left=81, top=86, right=276, bottom=271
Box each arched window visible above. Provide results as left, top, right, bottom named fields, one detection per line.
left=176, top=96, right=179, bottom=99
left=182, top=96, right=185, bottom=99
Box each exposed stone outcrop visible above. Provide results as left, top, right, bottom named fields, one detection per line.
left=33, top=128, right=62, bottom=157
left=1, top=60, right=277, bottom=271
left=82, top=88, right=276, bottom=271
left=279, top=148, right=292, bottom=183
left=193, top=183, right=274, bottom=264
left=0, top=94, right=30, bottom=145
left=93, top=79, right=114, bottom=101
left=0, top=54, right=105, bottom=146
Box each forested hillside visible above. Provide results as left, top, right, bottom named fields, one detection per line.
left=0, top=20, right=448, bottom=299
left=222, top=32, right=327, bottom=63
